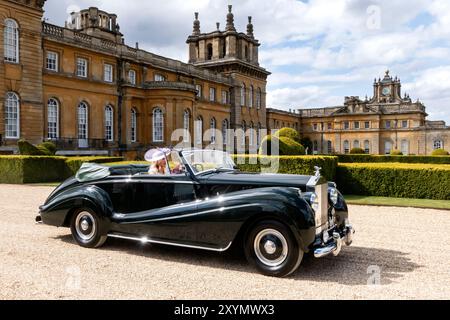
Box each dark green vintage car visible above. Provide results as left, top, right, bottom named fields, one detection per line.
left=37, top=149, right=354, bottom=277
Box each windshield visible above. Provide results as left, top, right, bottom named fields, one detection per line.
left=181, top=150, right=236, bottom=175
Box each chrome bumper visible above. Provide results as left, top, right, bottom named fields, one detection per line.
left=314, top=225, right=355, bottom=258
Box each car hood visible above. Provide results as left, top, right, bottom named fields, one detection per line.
left=202, top=171, right=312, bottom=187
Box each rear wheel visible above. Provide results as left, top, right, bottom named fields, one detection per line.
left=70, top=208, right=107, bottom=248
left=244, top=220, right=303, bottom=277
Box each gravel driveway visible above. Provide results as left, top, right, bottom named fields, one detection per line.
left=0, top=184, right=449, bottom=300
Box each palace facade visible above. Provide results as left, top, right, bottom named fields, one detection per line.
left=267, top=71, right=450, bottom=155
left=0, top=0, right=448, bottom=157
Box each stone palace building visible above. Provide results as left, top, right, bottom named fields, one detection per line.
left=0, top=0, right=448, bottom=157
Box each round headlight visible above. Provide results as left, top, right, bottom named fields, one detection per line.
left=330, top=188, right=338, bottom=205
left=310, top=193, right=319, bottom=211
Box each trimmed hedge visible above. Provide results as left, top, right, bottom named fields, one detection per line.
left=337, top=154, right=450, bottom=164
left=350, top=148, right=365, bottom=154
left=233, top=155, right=338, bottom=181
left=432, top=149, right=449, bottom=156
left=273, top=127, right=301, bottom=142
left=0, top=156, right=123, bottom=184
left=336, top=163, right=450, bottom=200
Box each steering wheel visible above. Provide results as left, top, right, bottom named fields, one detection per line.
left=192, top=163, right=204, bottom=172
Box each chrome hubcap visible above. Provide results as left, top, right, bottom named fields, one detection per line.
left=264, top=240, right=277, bottom=255
left=254, top=229, right=288, bottom=267
left=75, top=211, right=96, bottom=241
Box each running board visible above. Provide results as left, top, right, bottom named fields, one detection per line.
left=108, top=233, right=232, bottom=252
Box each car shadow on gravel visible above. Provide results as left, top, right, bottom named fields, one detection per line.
left=55, top=234, right=422, bottom=285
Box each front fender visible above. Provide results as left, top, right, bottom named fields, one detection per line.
left=195, top=187, right=316, bottom=251
left=40, top=185, right=114, bottom=229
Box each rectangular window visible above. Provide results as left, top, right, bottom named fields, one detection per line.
left=386, top=121, right=391, bottom=129
left=313, top=124, right=318, bottom=131
left=196, top=84, right=202, bottom=98
left=46, top=51, right=58, bottom=71
left=354, top=122, right=360, bottom=129
left=154, top=73, right=166, bottom=81
left=402, top=120, right=408, bottom=128
left=129, top=70, right=136, bottom=85
left=343, top=122, right=350, bottom=130
left=104, top=64, right=113, bottom=82
left=221, top=90, right=228, bottom=104
left=209, top=88, right=216, bottom=102
left=365, top=121, right=370, bottom=129
left=76, top=58, right=87, bottom=77
left=327, top=123, right=332, bottom=130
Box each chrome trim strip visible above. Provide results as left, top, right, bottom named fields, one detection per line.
left=117, top=203, right=259, bottom=224
left=108, top=233, right=232, bottom=252
left=89, top=179, right=195, bottom=185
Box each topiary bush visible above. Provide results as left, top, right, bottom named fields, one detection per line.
left=39, top=141, right=57, bottom=155
left=336, top=163, right=450, bottom=200
left=273, top=127, right=301, bottom=142
left=432, top=149, right=449, bottom=156
left=259, top=128, right=305, bottom=156
left=18, top=140, right=57, bottom=156
left=350, top=148, right=365, bottom=154
left=390, top=150, right=403, bottom=156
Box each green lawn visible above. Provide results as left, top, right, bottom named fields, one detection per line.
left=345, top=195, right=450, bottom=210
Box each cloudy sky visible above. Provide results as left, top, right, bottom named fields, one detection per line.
left=43, top=0, right=450, bottom=123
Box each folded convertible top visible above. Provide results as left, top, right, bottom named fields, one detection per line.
left=75, top=163, right=150, bottom=182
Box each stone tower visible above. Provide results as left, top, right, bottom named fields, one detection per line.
left=186, top=5, right=270, bottom=133
left=372, top=70, right=403, bottom=103
left=67, top=7, right=123, bottom=43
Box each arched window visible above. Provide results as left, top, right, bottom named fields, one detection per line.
left=385, top=141, right=392, bottom=155
left=222, top=119, right=229, bottom=146
left=153, top=108, right=164, bottom=142
left=210, top=117, right=216, bottom=144
left=249, top=86, right=254, bottom=108
left=78, top=102, right=88, bottom=147
left=241, top=121, right=247, bottom=147
left=207, top=43, right=213, bottom=60
left=364, top=140, right=370, bottom=154
left=249, top=122, right=254, bottom=146
left=256, top=88, right=262, bottom=109
left=47, top=98, right=59, bottom=140
left=343, top=140, right=350, bottom=154
left=131, top=108, right=137, bottom=143
left=104, top=105, right=114, bottom=141
left=327, top=141, right=333, bottom=154
left=241, top=83, right=246, bottom=106
left=5, top=92, right=19, bottom=138
left=433, top=140, right=444, bottom=150
left=401, top=139, right=409, bottom=155
left=183, top=110, right=190, bottom=143
left=353, top=140, right=360, bottom=149
left=257, top=123, right=262, bottom=147
left=4, top=19, right=19, bottom=63
left=195, top=116, right=203, bottom=145
left=313, top=140, right=319, bottom=154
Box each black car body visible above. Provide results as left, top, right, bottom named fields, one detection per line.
left=37, top=149, right=354, bottom=277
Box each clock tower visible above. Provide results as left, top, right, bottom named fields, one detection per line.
left=372, top=70, right=403, bottom=103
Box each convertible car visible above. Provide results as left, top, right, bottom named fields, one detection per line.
left=37, top=149, right=354, bottom=277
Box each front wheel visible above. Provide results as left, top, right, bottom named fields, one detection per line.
left=244, top=220, right=303, bottom=277
left=70, top=208, right=107, bottom=248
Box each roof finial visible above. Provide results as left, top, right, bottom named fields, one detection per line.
left=226, top=5, right=236, bottom=31
left=192, top=12, right=200, bottom=36
left=247, top=16, right=254, bottom=38
left=216, top=22, right=220, bottom=31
